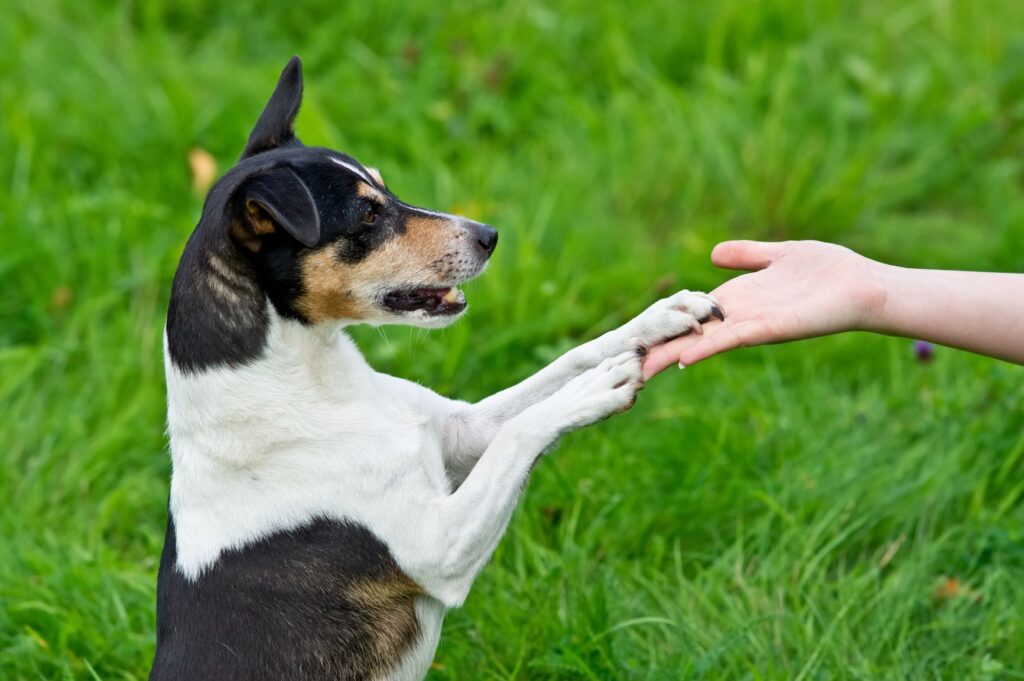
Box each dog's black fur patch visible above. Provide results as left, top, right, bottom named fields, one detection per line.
left=150, top=515, right=422, bottom=681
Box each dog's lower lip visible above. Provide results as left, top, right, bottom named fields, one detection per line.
left=383, top=286, right=467, bottom=315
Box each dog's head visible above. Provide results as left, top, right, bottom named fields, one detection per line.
left=210, top=57, right=497, bottom=329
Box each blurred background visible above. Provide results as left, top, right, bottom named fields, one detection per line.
left=1, top=1, right=1023, bottom=678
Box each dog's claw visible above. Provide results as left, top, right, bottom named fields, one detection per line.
left=626, top=290, right=721, bottom=348
left=630, top=337, right=649, bottom=357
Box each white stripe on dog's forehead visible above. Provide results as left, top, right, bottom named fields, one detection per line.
left=329, top=154, right=454, bottom=220
left=329, top=156, right=373, bottom=184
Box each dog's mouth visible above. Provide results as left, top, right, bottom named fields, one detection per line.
left=383, top=286, right=467, bottom=316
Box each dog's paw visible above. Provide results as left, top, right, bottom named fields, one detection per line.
left=622, top=290, right=723, bottom=350
left=542, top=351, right=643, bottom=433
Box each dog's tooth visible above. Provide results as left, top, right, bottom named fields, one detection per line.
left=442, top=288, right=461, bottom=304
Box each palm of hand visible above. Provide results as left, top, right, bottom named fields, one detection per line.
left=717, top=245, right=872, bottom=342
left=642, top=241, right=883, bottom=376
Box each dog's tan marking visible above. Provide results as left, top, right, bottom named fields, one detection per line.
left=295, top=246, right=365, bottom=322
left=402, top=214, right=451, bottom=254
left=356, top=181, right=385, bottom=203
left=365, top=166, right=385, bottom=187
left=346, top=573, right=424, bottom=677
left=229, top=218, right=262, bottom=253
left=229, top=203, right=278, bottom=253
left=207, top=273, right=242, bottom=304
left=208, top=253, right=258, bottom=293
left=245, top=200, right=277, bottom=235
left=295, top=214, right=461, bottom=323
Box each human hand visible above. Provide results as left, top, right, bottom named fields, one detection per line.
left=642, top=240, right=887, bottom=378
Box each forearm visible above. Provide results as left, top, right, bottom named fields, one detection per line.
left=471, top=345, right=598, bottom=423
left=867, top=264, right=1024, bottom=364
left=443, top=341, right=604, bottom=485
left=467, top=320, right=659, bottom=423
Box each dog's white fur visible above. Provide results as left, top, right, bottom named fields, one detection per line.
left=165, top=289, right=717, bottom=680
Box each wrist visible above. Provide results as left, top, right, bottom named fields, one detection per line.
left=856, top=259, right=903, bottom=333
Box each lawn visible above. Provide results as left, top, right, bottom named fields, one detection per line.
left=2, top=0, right=1023, bottom=678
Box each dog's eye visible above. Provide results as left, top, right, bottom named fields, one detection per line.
left=361, top=205, right=378, bottom=225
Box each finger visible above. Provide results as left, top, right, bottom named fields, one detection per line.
left=677, top=320, right=762, bottom=366
left=710, top=240, right=785, bottom=272
left=641, top=334, right=702, bottom=379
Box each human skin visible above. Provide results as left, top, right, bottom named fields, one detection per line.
left=642, top=240, right=1024, bottom=378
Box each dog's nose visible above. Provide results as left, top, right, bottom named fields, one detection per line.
left=473, top=222, right=499, bottom=256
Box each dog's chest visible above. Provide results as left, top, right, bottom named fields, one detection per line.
left=168, top=352, right=451, bottom=580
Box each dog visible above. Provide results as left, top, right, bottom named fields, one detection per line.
left=150, top=56, right=722, bottom=681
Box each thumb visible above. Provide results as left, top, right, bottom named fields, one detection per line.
left=711, top=240, right=786, bottom=271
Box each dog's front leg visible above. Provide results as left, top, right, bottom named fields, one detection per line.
left=411, top=350, right=644, bottom=608
left=443, top=290, right=721, bottom=484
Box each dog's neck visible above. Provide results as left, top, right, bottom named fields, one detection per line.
left=164, top=248, right=373, bottom=456
left=164, top=206, right=306, bottom=375
left=163, top=222, right=384, bottom=461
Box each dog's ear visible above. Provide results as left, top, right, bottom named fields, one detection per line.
left=241, top=56, right=304, bottom=159
left=232, top=166, right=320, bottom=251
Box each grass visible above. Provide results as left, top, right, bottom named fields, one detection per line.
left=2, top=0, right=1023, bottom=678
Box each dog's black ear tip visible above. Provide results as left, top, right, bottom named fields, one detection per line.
left=274, top=56, right=303, bottom=94
left=241, top=58, right=306, bottom=159
left=283, top=55, right=303, bottom=79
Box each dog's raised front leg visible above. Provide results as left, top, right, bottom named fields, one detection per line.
left=407, top=350, right=645, bottom=608
left=443, top=290, right=722, bottom=484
